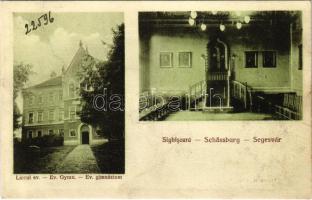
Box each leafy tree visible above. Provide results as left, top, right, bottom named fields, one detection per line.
left=13, top=63, right=33, bottom=130
left=79, top=23, right=124, bottom=140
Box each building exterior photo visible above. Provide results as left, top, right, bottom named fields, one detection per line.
left=139, top=11, right=303, bottom=121
left=22, top=42, right=104, bottom=145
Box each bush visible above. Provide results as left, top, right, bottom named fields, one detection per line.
left=14, top=137, right=23, bottom=148
left=21, top=134, right=64, bottom=147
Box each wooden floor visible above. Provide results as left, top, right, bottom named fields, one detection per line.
left=165, top=111, right=274, bottom=121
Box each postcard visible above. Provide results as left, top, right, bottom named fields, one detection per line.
left=0, top=1, right=311, bottom=198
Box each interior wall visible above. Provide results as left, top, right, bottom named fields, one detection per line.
left=139, top=36, right=151, bottom=93
left=140, top=23, right=292, bottom=94
left=229, top=30, right=290, bottom=89
left=290, top=18, right=303, bottom=95
left=144, top=31, right=207, bottom=95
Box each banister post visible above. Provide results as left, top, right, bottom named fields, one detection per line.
left=244, top=82, right=248, bottom=109
left=188, top=86, right=191, bottom=110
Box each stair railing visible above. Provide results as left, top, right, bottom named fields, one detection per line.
left=231, top=80, right=253, bottom=110
left=188, top=80, right=207, bottom=110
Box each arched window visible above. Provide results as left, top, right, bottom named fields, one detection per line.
left=69, top=83, right=75, bottom=98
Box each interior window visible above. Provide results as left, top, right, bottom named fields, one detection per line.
left=263, top=51, right=276, bottom=68
left=245, top=51, right=258, bottom=68
left=160, top=52, right=173, bottom=67
left=178, top=52, right=192, bottom=67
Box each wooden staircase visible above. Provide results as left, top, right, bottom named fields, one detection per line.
left=188, top=76, right=233, bottom=113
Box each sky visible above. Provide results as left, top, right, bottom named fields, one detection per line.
left=14, top=12, right=124, bottom=87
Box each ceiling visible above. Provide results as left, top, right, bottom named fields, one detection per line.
left=139, top=11, right=301, bottom=27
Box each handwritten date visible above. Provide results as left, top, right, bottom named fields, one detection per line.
left=25, top=11, right=54, bottom=35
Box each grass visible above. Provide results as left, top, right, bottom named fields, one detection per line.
left=91, top=140, right=125, bottom=174
left=14, top=145, right=76, bottom=174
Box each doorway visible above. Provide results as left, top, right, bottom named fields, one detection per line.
left=209, top=42, right=226, bottom=72
left=80, top=124, right=90, bottom=144
left=206, top=38, right=229, bottom=107
left=81, top=131, right=89, bottom=144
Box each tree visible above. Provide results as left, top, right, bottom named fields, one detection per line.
left=13, top=63, right=33, bottom=130
left=79, top=23, right=124, bottom=140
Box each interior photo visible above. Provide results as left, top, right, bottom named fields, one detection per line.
left=139, top=11, right=303, bottom=121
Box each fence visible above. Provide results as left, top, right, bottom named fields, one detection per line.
left=139, top=90, right=186, bottom=121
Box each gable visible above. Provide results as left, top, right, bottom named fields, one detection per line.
left=64, top=45, right=88, bottom=78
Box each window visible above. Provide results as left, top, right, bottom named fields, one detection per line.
left=59, top=90, right=63, bottom=101
left=49, top=110, right=54, bottom=121
left=37, top=130, right=42, bottom=137
left=49, top=93, right=54, bottom=104
left=69, top=129, right=76, bottom=137
left=27, top=130, right=33, bottom=139
left=178, top=52, right=192, bottom=67
left=48, top=129, right=54, bottom=135
left=38, top=111, right=43, bottom=122
left=70, top=107, right=76, bottom=120
left=59, top=129, right=64, bottom=136
left=64, top=107, right=69, bottom=119
left=69, top=83, right=75, bottom=98
left=263, top=51, right=276, bottom=68
left=245, top=51, right=258, bottom=68
left=29, top=96, right=34, bottom=105
left=24, top=97, right=28, bottom=105
left=160, top=52, right=173, bottom=68
left=38, top=95, right=43, bottom=104
left=59, top=109, right=64, bottom=121
left=28, top=112, right=34, bottom=124
left=298, top=44, right=302, bottom=70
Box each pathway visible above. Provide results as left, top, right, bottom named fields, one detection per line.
left=56, top=145, right=100, bottom=173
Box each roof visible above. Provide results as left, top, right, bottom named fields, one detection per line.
left=27, top=76, right=62, bottom=89
left=64, top=44, right=88, bottom=74
left=24, top=41, right=99, bottom=91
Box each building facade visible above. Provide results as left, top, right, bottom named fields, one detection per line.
left=22, top=42, right=104, bottom=145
